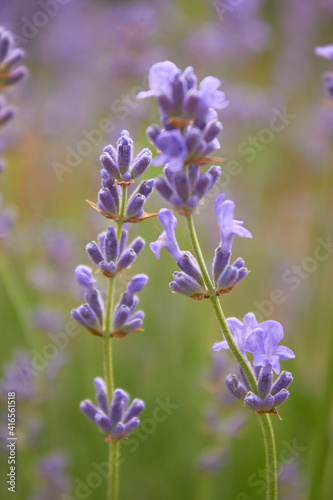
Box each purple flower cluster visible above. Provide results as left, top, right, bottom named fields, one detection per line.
left=150, top=209, right=206, bottom=299
left=86, top=225, right=145, bottom=278
left=213, top=314, right=295, bottom=415
left=315, top=44, right=333, bottom=98
left=80, top=378, right=144, bottom=442
left=112, top=274, right=148, bottom=338
left=72, top=261, right=148, bottom=338
left=212, top=193, right=252, bottom=294
left=150, top=193, right=252, bottom=297
left=91, top=130, right=155, bottom=222
left=138, top=61, right=228, bottom=214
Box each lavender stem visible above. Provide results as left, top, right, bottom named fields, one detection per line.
left=103, top=185, right=127, bottom=500
left=185, top=214, right=277, bottom=500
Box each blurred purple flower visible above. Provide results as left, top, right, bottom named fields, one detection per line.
left=315, top=44, right=333, bottom=60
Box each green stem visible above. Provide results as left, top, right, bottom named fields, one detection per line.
left=308, top=319, right=333, bottom=500
left=258, top=414, right=277, bottom=500
left=0, top=250, right=36, bottom=347
left=185, top=214, right=277, bottom=500
left=185, top=215, right=257, bottom=392
left=103, top=185, right=127, bottom=500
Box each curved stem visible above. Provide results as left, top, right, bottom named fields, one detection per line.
left=258, top=414, right=277, bottom=500
left=185, top=214, right=277, bottom=500
left=185, top=215, right=257, bottom=392
left=103, top=185, right=127, bottom=500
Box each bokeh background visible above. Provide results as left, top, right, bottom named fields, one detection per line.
left=0, top=0, right=333, bottom=498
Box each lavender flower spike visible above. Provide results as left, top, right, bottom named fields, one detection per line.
left=80, top=378, right=145, bottom=441
left=245, top=320, right=295, bottom=375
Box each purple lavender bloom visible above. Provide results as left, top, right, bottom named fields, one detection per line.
left=245, top=320, right=295, bottom=375
left=74, top=265, right=95, bottom=289
left=215, top=193, right=252, bottom=253
left=150, top=209, right=182, bottom=261
left=100, top=130, right=152, bottom=183
left=71, top=265, right=104, bottom=336
left=271, top=371, right=293, bottom=395
left=150, top=209, right=205, bottom=297
left=0, top=27, right=27, bottom=89
left=213, top=312, right=258, bottom=356
left=86, top=225, right=145, bottom=277
left=155, top=163, right=221, bottom=214
left=225, top=374, right=248, bottom=401
left=149, top=111, right=223, bottom=171
left=125, top=179, right=155, bottom=220
left=137, top=61, right=227, bottom=127
left=315, top=44, right=333, bottom=60
left=211, top=194, right=252, bottom=293
left=244, top=392, right=275, bottom=412
left=80, top=378, right=144, bottom=441
left=111, top=274, right=148, bottom=337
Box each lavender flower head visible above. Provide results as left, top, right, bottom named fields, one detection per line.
left=90, top=131, right=155, bottom=223
left=138, top=61, right=228, bottom=126
left=100, top=130, right=152, bottom=183
left=80, top=378, right=145, bottom=442
left=86, top=224, right=145, bottom=278
left=245, top=320, right=295, bottom=375
left=138, top=61, right=228, bottom=175
left=213, top=313, right=295, bottom=417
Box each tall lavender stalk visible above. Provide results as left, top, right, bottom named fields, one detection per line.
left=139, top=61, right=296, bottom=500
left=72, top=131, right=155, bottom=499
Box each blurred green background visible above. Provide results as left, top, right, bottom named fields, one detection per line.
left=0, top=0, right=333, bottom=498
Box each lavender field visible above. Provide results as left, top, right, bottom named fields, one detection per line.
left=0, top=1, right=333, bottom=499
